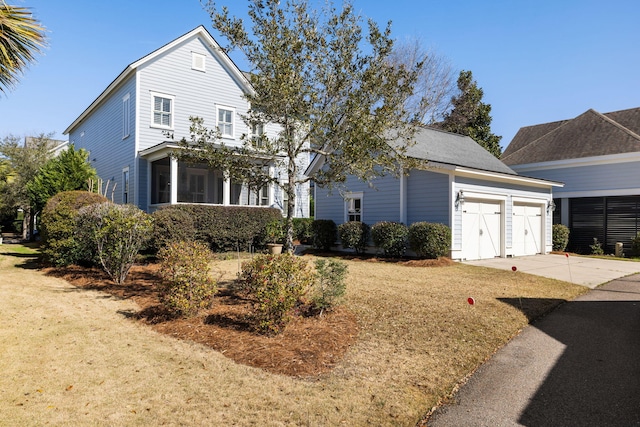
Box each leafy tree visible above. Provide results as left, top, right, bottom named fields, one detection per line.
left=178, top=0, right=425, bottom=251
left=0, top=133, right=55, bottom=238
left=436, top=70, right=502, bottom=158
left=26, top=144, right=97, bottom=216
left=0, top=1, right=46, bottom=93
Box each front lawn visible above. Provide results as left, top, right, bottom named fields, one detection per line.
left=1, top=244, right=588, bottom=425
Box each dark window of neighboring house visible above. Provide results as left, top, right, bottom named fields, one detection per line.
left=552, top=198, right=561, bottom=224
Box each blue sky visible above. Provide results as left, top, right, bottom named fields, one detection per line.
left=1, top=0, right=639, bottom=149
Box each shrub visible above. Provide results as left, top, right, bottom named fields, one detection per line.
left=165, top=205, right=282, bottom=252
left=371, top=221, right=408, bottom=257
left=312, top=219, right=337, bottom=251
left=631, top=232, right=640, bottom=257
left=311, top=258, right=348, bottom=314
left=149, top=207, right=197, bottom=253
left=240, top=253, right=315, bottom=334
left=590, top=237, right=604, bottom=255
left=78, top=203, right=153, bottom=284
left=158, top=241, right=217, bottom=317
left=338, top=221, right=370, bottom=254
left=40, top=190, right=109, bottom=266
left=292, top=218, right=313, bottom=244
left=552, top=224, right=570, bottom=252
left=408, top=222, right=451, bottom=259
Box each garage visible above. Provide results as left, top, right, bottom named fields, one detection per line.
left=512, top=204, right=543, bottom=256
left=461, top=200, right=503, bottom=260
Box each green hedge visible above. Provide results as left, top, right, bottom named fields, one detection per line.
left=312, top=219, right=337, bottom=251
left=153, top=205, right=283, bottom=252
left=371, top=221, right=408, bottom=258
left=552, top=224, right=570, bottom=252
left=408, top=222, right=451, bottom=259
left=338, top=221, right=370, bottom=254
left=40, top=190, right=109, bottom=266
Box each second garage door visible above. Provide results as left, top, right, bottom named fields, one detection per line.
left=461, top=200, right=502, bottom=260
left=512, top=204, right=543, bottom=256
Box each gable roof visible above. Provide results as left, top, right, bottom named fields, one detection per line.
left=402, top=127, right=517, bottom=175
left=306, top=126, right=518, bottom=177
left=64, top=26, right=252, bottom=135
left=502, top=107, right=640, bottom=166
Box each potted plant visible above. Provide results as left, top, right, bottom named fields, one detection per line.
left=265, top=219, right=284, bottom=254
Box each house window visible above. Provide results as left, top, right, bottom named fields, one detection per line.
left=151, top=92, right=173, bottom=128
left=122, top=93, right=130, bottom=139
left=122, top=167, right=129, bottom=204
left=252, top=123, right=264, bottom=147
left=217, top=107, right=234, bottom=138
left=192, top=52, right=206, bottom=71
left=259, top=185, right=269, bottom=206
left=346, top=192, right=363, bottom=222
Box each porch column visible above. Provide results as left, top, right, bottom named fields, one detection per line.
left=170, top=157, right=178, bottom=204
left=223, top=174, right=230, bottom=206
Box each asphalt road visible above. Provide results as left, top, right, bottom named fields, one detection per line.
left=428, top=273, right=640, bottom=426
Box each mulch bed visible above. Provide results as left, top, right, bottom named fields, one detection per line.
left=45, top=263, right=358, bottom=377
left=44, top=254, right=452, bottom=377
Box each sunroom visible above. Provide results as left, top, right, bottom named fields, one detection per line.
left=140, top=142, right=276, bottom=211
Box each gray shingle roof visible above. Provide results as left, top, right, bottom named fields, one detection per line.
left=401, top=127, right=517, bottom=175
left=502, top=107, right=640, bottom=165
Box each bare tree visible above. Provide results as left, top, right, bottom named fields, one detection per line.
left=388, top=36, right=455, bottom=124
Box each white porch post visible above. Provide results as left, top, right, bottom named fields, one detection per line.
left=170, top=157, right=178, bottom=204
left=399, top=170, right=407, bottom=224
left=223, top=174, right=231, bottom=206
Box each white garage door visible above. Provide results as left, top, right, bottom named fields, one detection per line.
left=462, top=200, right=502, bottom=260
left=512, top=204, right=543, bottom=256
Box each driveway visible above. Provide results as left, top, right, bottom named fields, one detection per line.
left=428, top=273, right=640, bottom=426
left=463, top=254, right=640, bottom=288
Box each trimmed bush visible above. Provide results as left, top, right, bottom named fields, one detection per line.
left=338, top=221, right=370, bottom=254
left=311, top=258, right=348, bottom=314
left=552, top=224, right=570, bottom=252
left=371, top=221, right=408, bottom=258
left=240, top=253, right=315, bottom=335
left=165, top=205, right=283, bottom=252
left=40, top=190, right=109, bottom=266
left=631, top=232, right=640, bottom=257
left=158, top=241, right=217, bottom=317
left=408, top=222, right=451, bottom=259
left=149, top=207, right=197, bottom=253
left=292, top=217, right=313, bottom=244
left=78, top=203, right=153, bottom=284
left=312, top=219, right=337, bottom=251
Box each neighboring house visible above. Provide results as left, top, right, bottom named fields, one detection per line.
left=64, top=26, right=309, bottom=217
left=502, top=107, right=640, bottom=253
left=309, top=127, right=561, bottom=261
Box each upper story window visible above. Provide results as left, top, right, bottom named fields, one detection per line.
left=151, top=92, right=174, bottom=129
left=217, top=107, right=234, bottom=138
left=252, top=123, right=264, bottom=147
left=192, top=52, right=206, bottom=71
left=122, top=93, right=130, bottom=139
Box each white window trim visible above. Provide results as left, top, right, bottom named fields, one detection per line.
left=150, top=91, right=175, bottom=130
left=122, top=93, right=131, bottom=139
left=216, top=105, right=235, bottom=139
left=122, top=167, right=130, bottom=204
left=344, top=191, right=363, bottom=222
left=192, top=52, right=206, bottom=72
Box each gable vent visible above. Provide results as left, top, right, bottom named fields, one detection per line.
left=192, top=52, right=205, bottom=71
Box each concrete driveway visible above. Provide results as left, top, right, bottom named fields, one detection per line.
left=463, top=254, right=640, bottom=288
